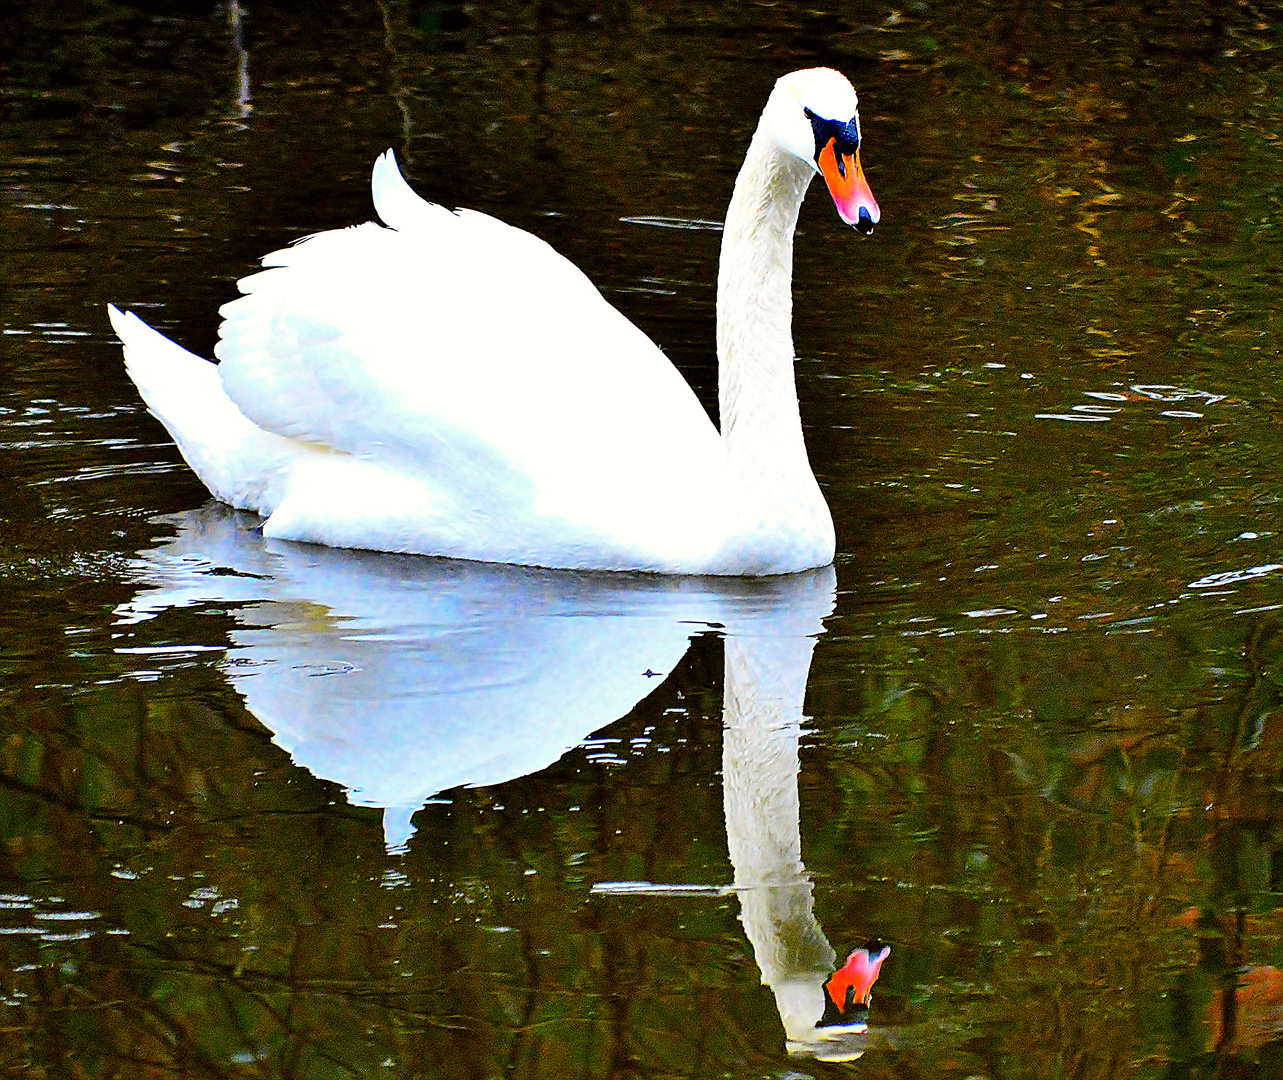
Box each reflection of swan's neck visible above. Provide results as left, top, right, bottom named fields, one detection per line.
left=722, top=633, right=834, bottom=1044
left=716, top=128, right=815, bottom=481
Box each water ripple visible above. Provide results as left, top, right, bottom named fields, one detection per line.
left=1039, top=383, right=1227, bottom=423
left=1188, top=564, right=1283, bottom=589
left=619, top=215, right=723, bottom=230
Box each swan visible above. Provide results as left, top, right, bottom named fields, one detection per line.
left=108, top=67, right=879, bottom=575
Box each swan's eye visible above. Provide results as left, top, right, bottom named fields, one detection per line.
left=804, top=107, right=861, bottom=165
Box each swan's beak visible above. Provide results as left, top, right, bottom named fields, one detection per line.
left=817, top=138, right=880, bottom=236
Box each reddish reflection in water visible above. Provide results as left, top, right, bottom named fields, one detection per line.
left=819, top=944, right=891, bottom=1027
left=1208, top=966, right=1283, bottom=1054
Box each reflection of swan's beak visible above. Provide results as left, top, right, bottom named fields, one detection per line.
left=818, top=138, right=879, bottom=235
left=818, top=944, right=891, bottom=1026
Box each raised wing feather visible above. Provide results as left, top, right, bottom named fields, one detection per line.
left=213, top=151, right=720, bottom=526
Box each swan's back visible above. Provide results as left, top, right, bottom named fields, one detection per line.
left=212, top=152, right=726, bottom=567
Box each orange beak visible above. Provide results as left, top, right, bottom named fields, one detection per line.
left=818, top=137, right=880, bottom=235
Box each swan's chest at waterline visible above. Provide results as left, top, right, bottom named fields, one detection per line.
left=257, top=435, right=832, bottom=575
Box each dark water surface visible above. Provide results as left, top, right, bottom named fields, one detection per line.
left=3, top=1, right=1283, bottom=1076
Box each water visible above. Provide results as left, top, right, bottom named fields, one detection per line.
left=2, top=1, right=1283, bottom=1075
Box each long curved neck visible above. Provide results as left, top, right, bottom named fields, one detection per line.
left=716, top=127, right=816, bottom=477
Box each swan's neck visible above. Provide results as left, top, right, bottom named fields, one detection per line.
left=716, top=129, right=816, bottom=480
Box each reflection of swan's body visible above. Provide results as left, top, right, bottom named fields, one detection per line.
left=118, top=506, right=838, bottom=849
left=121, top=506, right=886, bottom=1053
left=108, top=67, right=878, bottom=575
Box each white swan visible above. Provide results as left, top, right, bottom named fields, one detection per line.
left=109, top=67, right=879, bottom=575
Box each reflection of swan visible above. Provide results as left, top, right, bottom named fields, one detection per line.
left=721, top=601, right=888, bottom=1060
left=117, top=505, right=838, bottom=849
left=107, top=67, right=878, bottom=575
left=120, top=506, right=886, bottom=1053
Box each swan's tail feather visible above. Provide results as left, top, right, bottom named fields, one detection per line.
left=108, top=304, right=292, bottom=513
left=370, top=149, right=459, bottom=233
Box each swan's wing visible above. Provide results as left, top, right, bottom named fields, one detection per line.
left=214, top=152, right=720, bottom=520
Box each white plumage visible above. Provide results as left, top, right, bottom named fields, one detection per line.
left=110, top=67, right=878, bottom=575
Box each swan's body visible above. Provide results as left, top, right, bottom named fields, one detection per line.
left=110, top=68, right=878, bottom=575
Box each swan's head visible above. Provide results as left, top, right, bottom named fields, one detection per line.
left=767, top=68, right=880, bottom=235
